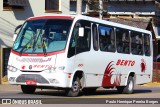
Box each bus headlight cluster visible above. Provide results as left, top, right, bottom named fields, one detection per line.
left=48, top=79, right=59, bottom=84
left=7, top=65, right=18, bottom=72
left=9, top=77, right=16, bottom=82
left=44, top=67, right=56, bottom=73
left=44, top=66, right=65, bottom=73
left=58, top=66, right=65, bottom=70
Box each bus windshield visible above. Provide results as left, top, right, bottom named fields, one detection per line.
left=13, top=19, right=73, bottom=54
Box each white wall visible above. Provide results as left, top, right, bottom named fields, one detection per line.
left=0, top=0, right=69, bottom=47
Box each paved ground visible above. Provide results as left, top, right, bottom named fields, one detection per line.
left=0, top=84, right=160, bottom=98
left=0, top=84, right=160, bottom=106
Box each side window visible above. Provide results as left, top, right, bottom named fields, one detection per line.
left=67, top=26, right=78, bottom=58
left=67, top=20, right=91, bottom=58
left=99, top=25, right=115, bottom=52
left=116, top=28, right=130, bottom=54
left=144, top=34, right=151, bottom=56
left=76, top=27, right=91, bottom=54
left=131, top=32, right=143, bottom=55
left=92, top=24, right=99, bottom=51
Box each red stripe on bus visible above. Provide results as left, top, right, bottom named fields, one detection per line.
left=27, top=16, right=74, bottom=21
left=11, top=50, right=65, bottom=57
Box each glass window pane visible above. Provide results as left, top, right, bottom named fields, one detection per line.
left=116, top=28, right=130, bottom=54
left=144, top=34, right=151, bottom=56
left=68, top=20, right=91, bottom=57
left=99, top=25, right=115, bottom=52
left=13, top=19, right=73, bottom=54
left=45, top=0, right=59, bottom=11
left=131, top=32, right=143, bottom=55
left=92, top=24, right=99, bottom=51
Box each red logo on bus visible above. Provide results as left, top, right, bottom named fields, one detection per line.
left=116, top=59, right=135, bottom=66
left=21, top=65, right=25, bottom=70
left=141, top=59, right=146, bottom=72
left=102, top=61, right=121, bottom=87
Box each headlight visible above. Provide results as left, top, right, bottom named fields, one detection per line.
left=58, top=66, right=65, bottom=70
left=44, top=67, right=56, bottom=73
left=7, top=65, right=18, bottom=72
left=44, top=66, right=65, bottom=73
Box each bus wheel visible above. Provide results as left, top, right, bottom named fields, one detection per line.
left=117, top=76, right=134, bottom=94
left=21, top=85, right=36, bottom=94
left=66, top=77, right=81, bottom=97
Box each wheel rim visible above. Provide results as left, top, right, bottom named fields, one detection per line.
left=72, top=81, right=79, bottom=92
left=128, top=80, right=133, bottom=91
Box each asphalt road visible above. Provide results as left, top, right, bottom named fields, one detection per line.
left=0, top=85, right=160, bottom=106
left=0, top=85, right=160, bottom=98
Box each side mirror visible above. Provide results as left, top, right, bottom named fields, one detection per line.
left=13, top=24, right=22, bottom=41
left=13, top=33, right=17, bottom=41
left=79, top=27, right=84, bottom=37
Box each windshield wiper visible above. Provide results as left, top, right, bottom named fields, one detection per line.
left=32, top=20, right=48, bottom=56
left=32, top=29, right=42, bottom=53
left=32, top=29, right=47, bottom=56
left=19, top=36, right=34, bottom=56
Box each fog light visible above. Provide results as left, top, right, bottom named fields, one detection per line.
left=48, top=79, right=59, bottom=84
left=7, top=65, right=18, bottom=72
left=9, top=77, right=15, bottom=82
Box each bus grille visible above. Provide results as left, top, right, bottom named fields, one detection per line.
left=16, top=74, right=49, bottom=84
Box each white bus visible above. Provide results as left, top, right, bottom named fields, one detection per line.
left=7, top=15, right=153, bottom=97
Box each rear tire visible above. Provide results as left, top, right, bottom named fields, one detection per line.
left=66, top=77, right=81, bottom=97
left=21, top=85, right=36, bottom=94
left=117, top=76, right=134, bottom=94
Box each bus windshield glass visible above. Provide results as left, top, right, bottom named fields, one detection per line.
left=13, top=19, right=73, bottom=54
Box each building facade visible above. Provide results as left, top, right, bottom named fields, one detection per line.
left=0, top=0, right=70, bottom=47
left=70, top=0, right=159, bottom=60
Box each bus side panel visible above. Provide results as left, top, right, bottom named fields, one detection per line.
left=109, top=54, right=153, bottom=86
left=100, top=53, right=132, bottom=87
left=134, top=57, right=153, bottom=84
left=73, top=51, right=103, bottom=87
left=71, top=51, right=153, bottom=88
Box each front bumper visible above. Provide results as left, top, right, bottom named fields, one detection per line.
left=8, top=70, right=70, bottom=88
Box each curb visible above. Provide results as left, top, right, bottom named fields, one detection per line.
left=139, top=82, right=160, bottom=87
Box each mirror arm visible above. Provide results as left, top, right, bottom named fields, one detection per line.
left=14, top=24, right=22, bottom=33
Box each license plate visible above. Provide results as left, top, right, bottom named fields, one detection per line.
left=26, top=80, right=36, bottom=85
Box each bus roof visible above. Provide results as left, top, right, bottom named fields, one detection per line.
left=75, top=15, right=151, bottom=35
left=27, top=15, right=75, bottom=20
left=27, top=15, right=151, bottom=35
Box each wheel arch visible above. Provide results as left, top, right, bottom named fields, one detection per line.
left=69, top=70, right=85, bottom=88
left=124, top=71, right=136, bottom=86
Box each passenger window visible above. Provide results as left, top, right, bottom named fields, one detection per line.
left=144, top=34, right=151, bottom=56
left=92, top=24, right=99, bottom=51
left=76, top=27, right=91, bottom=54
left=67, top=20, right=91, bottom=58
left=116, top=28, right=130, bottom=54
left=131, top=32, right=143, bottom=55
left=99, top=25, right=115, bottom=52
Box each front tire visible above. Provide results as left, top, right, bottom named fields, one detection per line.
left=117, top=76, right=134, bottom=94
left=21, top=85, right=36, bottom=94
left=65, top=77, right=81, bottom=97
